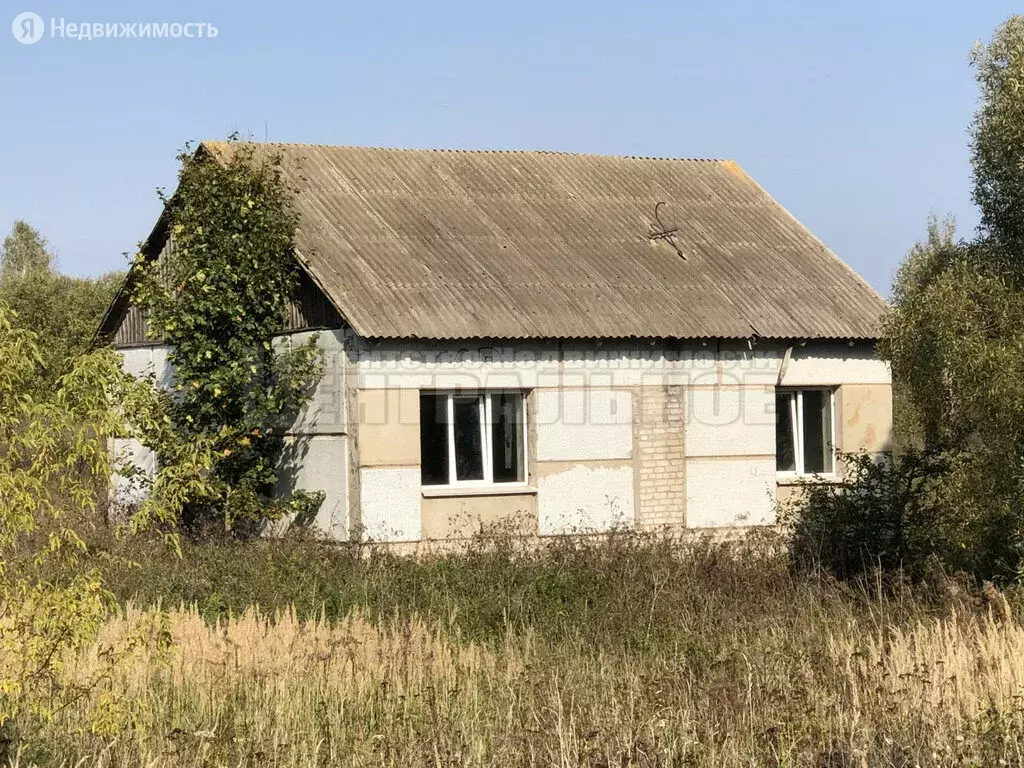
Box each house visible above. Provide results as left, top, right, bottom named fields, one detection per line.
left=99, top=142, right=892, bottom=542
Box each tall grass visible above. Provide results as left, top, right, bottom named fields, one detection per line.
left=84, top=530, right=962, bottom=647
left=14, top=533, right=1024, bottom=766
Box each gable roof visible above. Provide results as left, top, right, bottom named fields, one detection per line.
left=193, top=142, right=886, bottom=341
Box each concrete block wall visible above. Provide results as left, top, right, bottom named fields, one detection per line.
left=349, top=338, right=794, bottom=539
left=355, top=387, right=422, bottom=541
left=533, top=388, right=635, bottom=534
left=684, top=383, right=777, bottom=528
left=535, top=461, right=635, bottom=534
left=114, top=329, right=357, bottom=539
left=275, top=329, right=354, bottom=539
left=421, top=493, right=537, bottom=540
left=114, top=334, right=893, bottom=542
left=110, top=345, right=173, bottom=512
left=835, top=384, right=894, bottom=457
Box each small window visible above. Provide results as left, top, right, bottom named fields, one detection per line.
left=776, top=389, right=834, bottom=475
left=419, top=392, right=527, bottom=487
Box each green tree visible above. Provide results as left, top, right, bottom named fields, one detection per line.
left=132, top=140, right=323, bottom=533
left=883, top=17, right=1024, bottom=461
left=0, top=221, right=123, bottom=388
left=0, top=301, right=215, bottom=743
left=971, top=15, right=1024, bottom=256
left=0, top=221, right=51, bottom=279
left=856, top=15, right=1024, bottom=579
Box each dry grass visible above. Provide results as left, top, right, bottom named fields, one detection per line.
left=7, top=534, right=1024, bottom=766
left=14, top=587, right=1024, bottom=767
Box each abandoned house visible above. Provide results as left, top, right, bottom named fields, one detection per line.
left=99, top=142, right=892, bottom=542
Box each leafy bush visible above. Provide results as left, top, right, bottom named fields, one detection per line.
left=0, top=303, right=160, bottom=737
left=0, top=298, right=222, bottom=749
left=876, top=18, right=1024, bottom=581
left=784, top=451, right=1024, bottom=581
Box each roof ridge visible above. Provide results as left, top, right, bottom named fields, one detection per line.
left=199, top=139, right=727, bottom=164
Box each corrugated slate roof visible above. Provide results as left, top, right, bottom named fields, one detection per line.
left=203, top=141, right=886, bottom=340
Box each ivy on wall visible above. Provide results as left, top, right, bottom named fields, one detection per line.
left=133, top=138, right=324, bottom=532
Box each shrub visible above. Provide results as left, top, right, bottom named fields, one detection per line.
left=784, top=450, right=1024, bottom=581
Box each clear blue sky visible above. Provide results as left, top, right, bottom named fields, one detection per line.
left=0, top=0, right=1015, bottom=293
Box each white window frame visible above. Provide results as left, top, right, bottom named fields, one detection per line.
left=423, top=391, right=529, bottom=489
left=776, top=388, right=836, bottom=478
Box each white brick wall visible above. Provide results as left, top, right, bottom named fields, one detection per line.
left=636, top=386, right=686, bottom=528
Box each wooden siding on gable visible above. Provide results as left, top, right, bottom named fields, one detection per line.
left=114, top=304, right=152, bottom=347
left=110, top=267, right=345, bottom=348
left=285, top=270, right=345, bottom=331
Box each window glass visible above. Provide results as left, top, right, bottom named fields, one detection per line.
left=452, top=395, right=484, bottom=481
left=801, top=390, right=827, bottom=473
left=419, top=391, right=527, bottom=486
left=419, top=393, right=448, bottom=485
left=776, top=388, right=834, bottom=476
left=491, top=393, right=524, bottom=483
left=775, top=392, right=796, bottom=472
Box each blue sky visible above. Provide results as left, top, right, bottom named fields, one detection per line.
left=0, top=0, right=1016, bottom=293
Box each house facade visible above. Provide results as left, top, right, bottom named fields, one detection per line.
left=100, top=142, right=892, bottom=542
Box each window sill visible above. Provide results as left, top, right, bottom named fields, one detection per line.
left=777, top=474, right=842, bottom=486
left=421, top=485, right=538, bottom=499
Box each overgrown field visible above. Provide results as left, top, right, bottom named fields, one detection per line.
left=9, top=532, right=1024, bottom=767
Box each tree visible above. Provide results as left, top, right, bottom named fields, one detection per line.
left=971, top=15, right=1024, bottom=257
left=884, top=16, right=1024, bottom=462
left=862, top=15, right=1024, bottom=580
left=0, top=221, right=123, bottom=389
left=0, top=301, right=215, bottom=743
left=132, top=140, right=323, bottom=533
left=0, top=221, right=51, bottom=279
left=795, top=16, right=1024, bottom=581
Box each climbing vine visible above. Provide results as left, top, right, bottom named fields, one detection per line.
left=133, top=139, right=324, bottom=532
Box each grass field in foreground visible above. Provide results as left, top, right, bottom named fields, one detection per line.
left=14, top=534, right=1024, bottom=767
